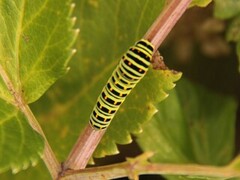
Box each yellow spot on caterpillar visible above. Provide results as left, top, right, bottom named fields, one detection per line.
left=128, top=62, right=131, bottom=66
left=104, top=96, right=107, bottom=100
left=139, top=69, right=142, bottom=72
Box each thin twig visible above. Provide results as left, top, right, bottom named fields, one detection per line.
left=63, top=0, right=192, bottom=173
left=0, top=65, right=60, bottom=179
left=61, top=153, right=240, bottom=179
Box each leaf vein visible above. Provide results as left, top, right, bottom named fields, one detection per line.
left=22, top=0, right=48, bottom=32
left=21, top=13, right=62, bottom=85
left=16, top=0, right=26, bottom=93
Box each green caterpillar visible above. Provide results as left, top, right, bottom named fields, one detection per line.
left=89, top=39, right=154, bottom=130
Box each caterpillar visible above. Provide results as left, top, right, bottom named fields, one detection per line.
left=89, top=39, right=154, bottom=130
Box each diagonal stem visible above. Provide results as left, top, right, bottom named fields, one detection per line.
left=0, top=64, right=60, bottom=179
left=144, top=0, right=192, bottom=50
left=63, top=124, right=105, bottom=170
left=22, top=105, right=61, bottom=179
left=63, top=0, right=192, bottom=173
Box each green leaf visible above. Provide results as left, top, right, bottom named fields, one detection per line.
left=228, top=16, right=240, bottom=72
left=0, top=0, right=76, bottom=174
left=137, top=78, right=237, bottom=179
left=27, top=0, right=181, bottom=161
left=214, top=0, right=240, bottom=19
left=0, top=161, right=51, bottom=180
left=0, top=99, right=44, bottom=174
left=94, top=69, right=181, bottom=157
left=227, top=16, right=240, bottom=42
left=189, top=0, right=212, bottom=7
left=0, top=0, right=77, bottom=104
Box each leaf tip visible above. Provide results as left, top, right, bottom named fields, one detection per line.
left=72, top=17, right=77, bottom=24
left=164, top=93, right=169, bottom=99
left=172, top=84, right=176, bottom=89
left=145, top=103, right=158, bottom=120
left=142, top=151, right=155, bottom=160
left=66, top=67, right=71, bottom=72
left=136, top=126, right=143, bottom=134
left=71, top=3, right=76, bottom=9
left=72, top=48, right=77, bottom=55
left=11, top=165, right=21, bottom=174
left=151, top=105, right=159, bottom=116
left=74, top=29, right=80, bottom=39
left=30, top=156, right=39, bottom=167
left=22, top=161, right=30, bottom=170
left=76, top=28, right=80, bottom=32
left=172, top=71, right=182, bottom=81
left=189, top=0, right=212, bottom=8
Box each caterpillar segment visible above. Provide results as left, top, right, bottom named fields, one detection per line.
left=89, top=39, right=154, bottom=130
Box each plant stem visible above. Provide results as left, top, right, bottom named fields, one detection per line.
left=23, top=105, right=61, bottom=179
left=144, top=0, right=192, bottom=49
left=0, top=65, right=60, bottom=179
left=60, top=153, right=240, bottom=179
left=63, top=124, right=105, bottom=170
left=63, top=0, right=192, bottom=173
